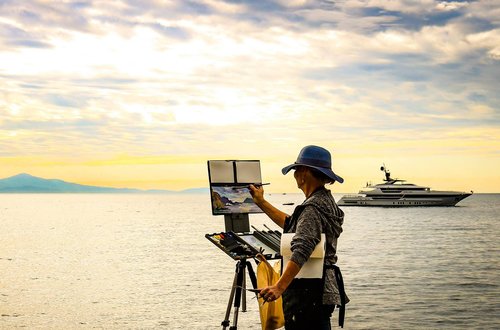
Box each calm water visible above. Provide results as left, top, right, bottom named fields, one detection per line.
left=1, top=193, right=499, bottom=329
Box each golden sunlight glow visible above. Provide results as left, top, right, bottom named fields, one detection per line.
left=1, top=1, right=498, bottom=193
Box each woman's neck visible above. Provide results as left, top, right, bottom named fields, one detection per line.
left=301, top=182, right=325, bottom=198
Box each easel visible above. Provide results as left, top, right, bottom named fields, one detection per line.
left=205, top=153, right=283, bottom=329
left=224, top=214, right=250, bottom=233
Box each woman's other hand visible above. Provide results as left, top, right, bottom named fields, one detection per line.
left=259, top=284, right=285, bottom=303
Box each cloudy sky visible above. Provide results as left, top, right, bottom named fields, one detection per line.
left=0, top=0, right=499, bottom=192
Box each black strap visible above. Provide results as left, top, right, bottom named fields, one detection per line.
left=325, top=265, right=346, bottom=328
left=326, top=264, right=346, bottom=328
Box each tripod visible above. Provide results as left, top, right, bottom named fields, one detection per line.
left=221, top=258, right=257, bottom=330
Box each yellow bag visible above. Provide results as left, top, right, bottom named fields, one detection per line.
left=256, top=255, right=285, bottom=330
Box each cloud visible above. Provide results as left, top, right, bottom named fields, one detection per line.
left=0, top=22, right=51, bottom=48
left=0, top=0, right=498, bottom=190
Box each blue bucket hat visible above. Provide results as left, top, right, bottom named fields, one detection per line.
left=282, top=145, right=344, bottom=183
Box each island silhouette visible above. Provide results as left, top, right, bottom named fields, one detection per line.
left=0, top=173, right=207, bottom=194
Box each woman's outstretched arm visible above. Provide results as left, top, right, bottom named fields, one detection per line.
left=248, top=184, right=289, bottom=229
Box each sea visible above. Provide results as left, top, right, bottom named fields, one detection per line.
left=1, top=193, right=499, bottom=329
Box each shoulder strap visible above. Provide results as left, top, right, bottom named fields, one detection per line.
left=284, top=204, right=307, bottom=232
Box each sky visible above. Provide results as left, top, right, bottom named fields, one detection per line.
left=0, top=0, right=499, bottom=193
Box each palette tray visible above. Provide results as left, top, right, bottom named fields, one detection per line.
left=206, top=230, right=281, bottom=260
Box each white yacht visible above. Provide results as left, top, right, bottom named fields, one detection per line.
left=338, top=165, right=472, bottom=207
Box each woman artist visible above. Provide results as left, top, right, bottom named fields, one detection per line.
left=249, top=145, right=347, bottom=330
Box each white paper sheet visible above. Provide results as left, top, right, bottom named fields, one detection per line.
left=208, top=160, right=234, bottom=183
left=280, top=233, right=326, bottom=278
left=235, top=161, right=262, bottom=183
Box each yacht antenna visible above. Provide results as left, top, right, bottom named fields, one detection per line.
left=380, top=164, right=391, bottom=182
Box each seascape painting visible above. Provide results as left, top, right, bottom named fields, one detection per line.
left=210, top=185, right=262, bottom=215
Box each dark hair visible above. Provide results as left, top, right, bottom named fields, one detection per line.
left=309, top=168, right=335, bottom=185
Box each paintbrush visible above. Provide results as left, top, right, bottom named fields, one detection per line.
left=232, top=183, right=270, bottom=190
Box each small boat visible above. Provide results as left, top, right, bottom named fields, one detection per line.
left=338, top=165, right=472, bottom=207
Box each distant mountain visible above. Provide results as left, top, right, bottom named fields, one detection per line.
left=0, top=173, right=208, bottom=194
left=178, top=187, right=210, bottom=194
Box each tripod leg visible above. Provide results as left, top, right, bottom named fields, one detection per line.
left=222, top=262, right=240, bottom=329
left=242, top=265, right=247, bottom=312
left=246, top=261, right=258, bottom=289
left=230, top=260, right=246, bottom=330
left=241, top=260, right=257, bottom=312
